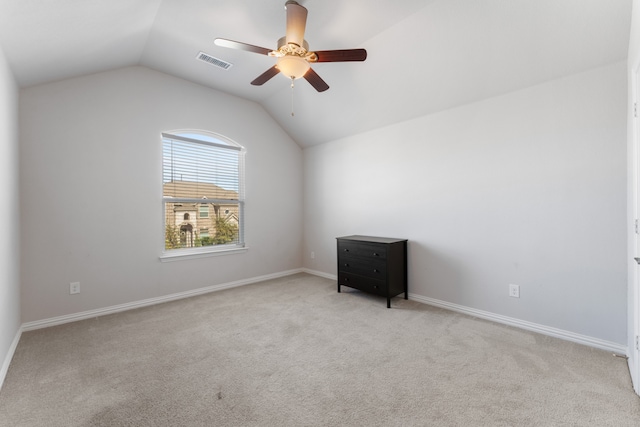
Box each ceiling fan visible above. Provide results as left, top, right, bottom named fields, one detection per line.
left=214, top=0, right=367, bottom=93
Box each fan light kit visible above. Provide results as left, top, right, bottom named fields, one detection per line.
left=276, top=53, right=310, bottom=80
left=214, top=1, right=367, bottom=115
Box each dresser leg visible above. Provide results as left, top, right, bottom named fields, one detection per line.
left=337, top=283, right=341, bottom=293
left=387, top=298, right=391, bottom=308
left=404, top=291, right=408, bottom=300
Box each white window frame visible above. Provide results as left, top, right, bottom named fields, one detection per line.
left=160, top=130, right=247, bottom=262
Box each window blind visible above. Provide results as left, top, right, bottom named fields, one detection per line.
left=162, top=133, right=242, bottom=201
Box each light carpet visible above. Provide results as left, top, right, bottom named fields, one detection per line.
left=0, top=273, right=638, bottom=426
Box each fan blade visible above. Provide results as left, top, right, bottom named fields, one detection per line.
left=304, top=68, right=329, bottom=92
left=214, top=38, right=272, bottom=56
left=311, top=49, right=367, bottom=63
left=285, top=1, right=308, bottom=47
left=251, top=65, right=281, bottom=86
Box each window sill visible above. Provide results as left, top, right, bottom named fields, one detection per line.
left=159, top=246, right=248, bottom=262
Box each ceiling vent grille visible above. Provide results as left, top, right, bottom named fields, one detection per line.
left=196, top=52, right=233, bottom=70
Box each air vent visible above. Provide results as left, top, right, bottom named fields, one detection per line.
left=196, top=52, right=233, bottom=70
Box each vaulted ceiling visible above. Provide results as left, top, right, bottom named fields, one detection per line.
left=0, top=0, right=632, bottom=147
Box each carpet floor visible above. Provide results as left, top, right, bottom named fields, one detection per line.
left=0, top=273, right=639, bottom=426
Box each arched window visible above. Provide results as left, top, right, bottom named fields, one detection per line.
left=162, top=130, right=245, bottom=257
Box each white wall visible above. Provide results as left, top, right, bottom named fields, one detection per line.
left=20, top=66, right=303, bottom=323
left=304, top=62, right=627, bottom=345
left=627, top=0, right=640, bottom=394
left=0, top=43, right=20, bottom=385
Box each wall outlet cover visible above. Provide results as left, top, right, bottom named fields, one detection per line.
left=509, top=284, right=520, bottom=298
left=70, top=282, right=80, bottom=295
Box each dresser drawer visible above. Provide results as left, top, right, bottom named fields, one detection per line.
left=338, top=257, right=387, bottom=279
left=338, top=241, right=387, bottom=260
left=338, top=272, right=387, bottom=297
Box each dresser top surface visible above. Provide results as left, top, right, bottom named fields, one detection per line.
left=337, top=235, right=407, bottom=244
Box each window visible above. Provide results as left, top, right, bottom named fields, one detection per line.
left=162, top=131, right=245, bottom=258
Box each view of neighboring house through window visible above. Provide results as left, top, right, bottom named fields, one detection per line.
left=162, top=131, right=245, bottom=255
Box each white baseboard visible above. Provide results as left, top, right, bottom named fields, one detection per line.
left=410, top=293, right=628, bottom=355
left=0, top=328, right=22, bottom=392
left=14, top=268, right=627, bottom=364
left=301, top=268, right=336, bottom=280
left=22, top=268, right=304, bottom=332
left=301, top=269, right=627, bottom=355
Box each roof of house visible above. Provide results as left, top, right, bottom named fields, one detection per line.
left=163, top=180, right=238, bottom=200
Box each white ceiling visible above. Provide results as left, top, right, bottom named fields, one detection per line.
left=0, top=0, right=632, bottom=147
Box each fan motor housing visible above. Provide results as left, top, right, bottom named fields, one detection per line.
left=277, top=36, right=309, bottom=53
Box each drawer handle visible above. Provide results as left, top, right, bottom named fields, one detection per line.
left=373, top=252, right=379, bottom=256
left=344, top=263, right=350, bottom=267
left=373, top=269, right=379, bottom=273
left=344, top=249, right=349, bottom=252
left=345, top=278, right=349, bottom=282
left=373, top=285, right=378, bottom=289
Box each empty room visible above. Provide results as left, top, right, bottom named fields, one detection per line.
left=2, top=0, right=640, bottom=425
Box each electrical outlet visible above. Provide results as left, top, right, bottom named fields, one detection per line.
left=509, top=284, right=520, bottom=298
left=70, top=282, right=80, bottom=295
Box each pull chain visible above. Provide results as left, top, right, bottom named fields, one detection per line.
left=290, top=76, right=295, bottom=117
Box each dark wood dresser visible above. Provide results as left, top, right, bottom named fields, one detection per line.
left=336, top=235, right=408, bottom=308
